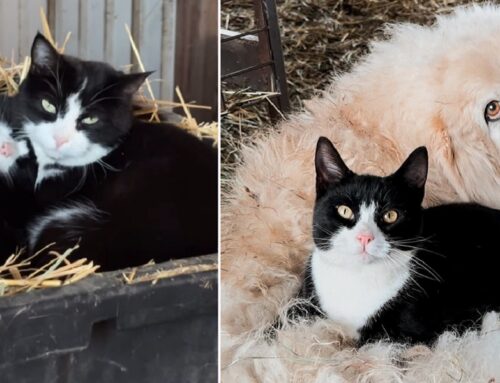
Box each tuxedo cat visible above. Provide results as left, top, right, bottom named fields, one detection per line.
left=12, top=33, right=150, bottom=185
left=290, top=137, right=500, bottom=345
left=0, top=34, right=217, bottom=270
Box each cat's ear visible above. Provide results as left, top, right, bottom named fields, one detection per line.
left=394, top=147, right=428, bottom=189
left=31, top=32, right=60, bottom=70
left=315, top=137, right=350, bottom=192
left=120, top=71, right=154, bottom=96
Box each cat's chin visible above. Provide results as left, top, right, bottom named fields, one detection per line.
left=34, top=142, right=110, bottom=168
left=359, top=252, right=376, bottom=264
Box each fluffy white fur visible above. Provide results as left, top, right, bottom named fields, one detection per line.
left=222, top=4, right=500, bottom=381
left=24, top=90, right=110, bottom=184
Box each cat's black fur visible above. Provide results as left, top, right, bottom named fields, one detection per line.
left=358, top=202, right=500, bottom=344
left=294, top=136, right=500, bottom=345
left=30, top=120, right=218, bottom=271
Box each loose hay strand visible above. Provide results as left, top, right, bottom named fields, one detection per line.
left=125, top=23, right=160, bottom=123
left=0, top=245, right=98, bottom=296
left=125, top=262, right=218, bottom=284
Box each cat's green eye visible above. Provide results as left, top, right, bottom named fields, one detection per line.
left=337, top=205, right=354, bottom=220
left=82, top=116, right=99, bottom=125
left=41, top=99, right=56, bottom=114
left=383, top=210, right=399, bottom=224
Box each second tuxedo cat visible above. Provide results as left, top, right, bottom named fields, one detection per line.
left=289, top=137, right=500, bottom=345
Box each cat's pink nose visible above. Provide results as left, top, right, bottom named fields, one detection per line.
left=357, top=233, right=374, bottom=248
left=55, top=136, right=69, bottom=149
left=0, top=142, right=13, bottom=157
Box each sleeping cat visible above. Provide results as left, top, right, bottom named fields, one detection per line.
left=288, top=136, right=500, bottom=345
left=4, top=34, right=217, bottom=270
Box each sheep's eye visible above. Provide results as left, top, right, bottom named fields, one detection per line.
left=337, top=205, right=354, bottom=220
left=383, top=210, right=399, bottom=224
left=41, top=99, right=56, bottom=114
left=82, top=116, right=99, bottom=125
left=485, top=100, right=500, bottom=122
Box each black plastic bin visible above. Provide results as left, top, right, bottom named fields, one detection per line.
left=0, top=254, right=218, bottom=383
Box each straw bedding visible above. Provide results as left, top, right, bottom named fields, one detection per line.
left=222, top=2, right=500, bottom=381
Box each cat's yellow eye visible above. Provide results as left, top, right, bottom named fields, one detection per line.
left=337, top=205, right=354, bottom=220
left=41, top=99, right=56, bottom=114
left=82, top=116, right=99, bottom=125
left=383, top=210, right=399, bottom=224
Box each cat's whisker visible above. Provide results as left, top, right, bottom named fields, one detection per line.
left=312, top=223, right=336, bottom=237
left=387, top=254, right=428, bottom=296
left=390, top=240, right=446, bottom=258
left=85, top=96, right=125, bottom=109
left=97, top=159, right=120, bottom=172
left=89, top=81, right=121, bottom=102
left=65, top=166, right=88, bottom=197
left=391, top=248, right=442, bottom=282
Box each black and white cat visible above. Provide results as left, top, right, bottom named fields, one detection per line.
left=3, top=34, right=218, bottom=270
left=12, top=33, right=150, bottom=185
left=291, top=136, right=500, bottom=345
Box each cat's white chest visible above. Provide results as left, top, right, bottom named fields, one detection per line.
left=311, top=249, right=410, bottom=338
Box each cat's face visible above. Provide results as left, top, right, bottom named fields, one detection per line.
left=313, top=137, right=428, bottom=268
left=16, top=34, right=149, bottom=169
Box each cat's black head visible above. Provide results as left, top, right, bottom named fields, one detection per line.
left=313, top=137, right=428, bottom=265
left=14, top=33, right=150, bottom=172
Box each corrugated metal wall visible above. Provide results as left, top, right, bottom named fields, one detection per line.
left=0, top=0, right=217, bottom=121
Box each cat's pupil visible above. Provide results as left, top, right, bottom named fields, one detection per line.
left=41, top=99, right=56, bottom=114
left=337, top=205, right=354, bottom=220
left=383, top=210, right=398, bottom=223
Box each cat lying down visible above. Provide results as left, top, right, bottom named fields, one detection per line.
left=276, top=137, right=500, bottom=345
left=222, top=4, right=500, bottom=381
left=0, top=34, right=218, bottom=270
